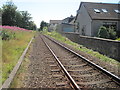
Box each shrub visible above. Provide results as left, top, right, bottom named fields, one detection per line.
left=108, top=27, right=117, bottom=39
left=1, top=30, right=10, bottom=40
left=98, top=26, right=117, bottom=39
left=98, top=26, right=109, bottom=38
left=1, top=30, right=16, bottom=40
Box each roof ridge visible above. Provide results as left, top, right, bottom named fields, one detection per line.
left=82, top=2, right=119, bottom=5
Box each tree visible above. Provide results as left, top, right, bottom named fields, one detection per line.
left=1, top=0, right=37, bottom=30
left=0, top=8, right=2, bottom=25
left=28, top=21, right=37, bottom=30
left=2, top=1, right=17, bottom=26
left=15, top=11, right=23, bottom=27
left=39, top=21, right=48, bottom=31
left=20, top=11, right=32, bottom=29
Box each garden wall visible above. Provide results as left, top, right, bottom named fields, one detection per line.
left=62, top=32, right=120, bottom=62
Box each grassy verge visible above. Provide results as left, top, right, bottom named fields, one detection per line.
left=0, top=36, right=2, bottom=87
left=2, top=26, right=35, bottom=84
left=42, top=31, right=120, bottom=67
left=10, top=48, right=31, bottom=88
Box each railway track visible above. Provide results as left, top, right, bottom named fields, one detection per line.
left=41, top=34, right=120, bottom=89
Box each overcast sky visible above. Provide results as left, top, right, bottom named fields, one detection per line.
left=0, top=0, right=120, bottom=28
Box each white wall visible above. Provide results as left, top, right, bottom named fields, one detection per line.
left=75, top=4, right=92, bottom=36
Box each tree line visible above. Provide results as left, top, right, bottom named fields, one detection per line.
left=39, top=21, right=48, bottom=31
left=0, top=1, right=37, bottom=30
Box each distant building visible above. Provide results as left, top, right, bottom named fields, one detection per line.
left=75, top=2, right=120, bottom=37
left=48, top=20, right=62, bottom=31
left=57, top=15, right=75, bottom=32
left=62, top=15, right=75, bottom=24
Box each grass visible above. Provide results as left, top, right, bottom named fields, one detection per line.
left=0, top=36, right=2, bottom=87
left=10, top=51, right=30, bottom=88
left=116, top=38, right=120, bottom=41
left=10, top=34, right=34, bottom=88
left=42, top=30, right=120, bottom=67
left=1, top=27, right=35, bottom=84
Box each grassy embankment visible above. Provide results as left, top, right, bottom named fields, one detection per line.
left=0, top=36, right=2, bottom=87
left=1, top=26, right=35, bottom=84
left=42, top=31, right=120, bottom=67
left=10, top=46, right=31, bottom=88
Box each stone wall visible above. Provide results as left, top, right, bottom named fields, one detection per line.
left=62, top=32, right=120, bottom=61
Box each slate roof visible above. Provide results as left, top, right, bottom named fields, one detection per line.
left=77, top=2, right=120, bottom=20
left=62, top=15, right=75, bottom=24
left=50, top=20, right=62, bottom=24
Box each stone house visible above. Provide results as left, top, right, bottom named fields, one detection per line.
left=75, top=2, right=120, bottom=37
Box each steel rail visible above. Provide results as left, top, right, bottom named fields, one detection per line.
left=44, top=35, right=120, bottom=85
left=41, top=35, right=80, bottom=90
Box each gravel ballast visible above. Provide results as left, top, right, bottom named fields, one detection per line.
left=23, top=34, right=71, bottom=88
left=20, top=33, right=119, bottom=89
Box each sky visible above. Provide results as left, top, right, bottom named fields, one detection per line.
left=0, top=0, right=120, bottom=28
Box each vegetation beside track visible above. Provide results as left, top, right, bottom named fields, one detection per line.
left=10, top=49, right=31, bottom=88
left=116, top=38, right=120, bottom=41
left=42, top=30, right=120, bottom=67
left=1, top=26, right=35, bottom=84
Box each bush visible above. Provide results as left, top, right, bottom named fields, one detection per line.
left=108, top=27, right=117, bottom=39
left=98, top=26, right=117, bottom=39
left=97, top=26, right=109, bottom=38
left=1, top=30, right=16, bottom=40
left=1, top=30, right=10, bottom=40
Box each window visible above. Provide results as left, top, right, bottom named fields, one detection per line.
left=103, top=22, right=117, bottom=31
left=114, top=9, right=120, bottom=13
left=102, top=9, right=108, bottom=12
left=94, top=9, right=100, bottom=13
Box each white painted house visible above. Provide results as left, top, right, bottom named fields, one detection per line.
left=75, top=2, right=120, bottom=37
